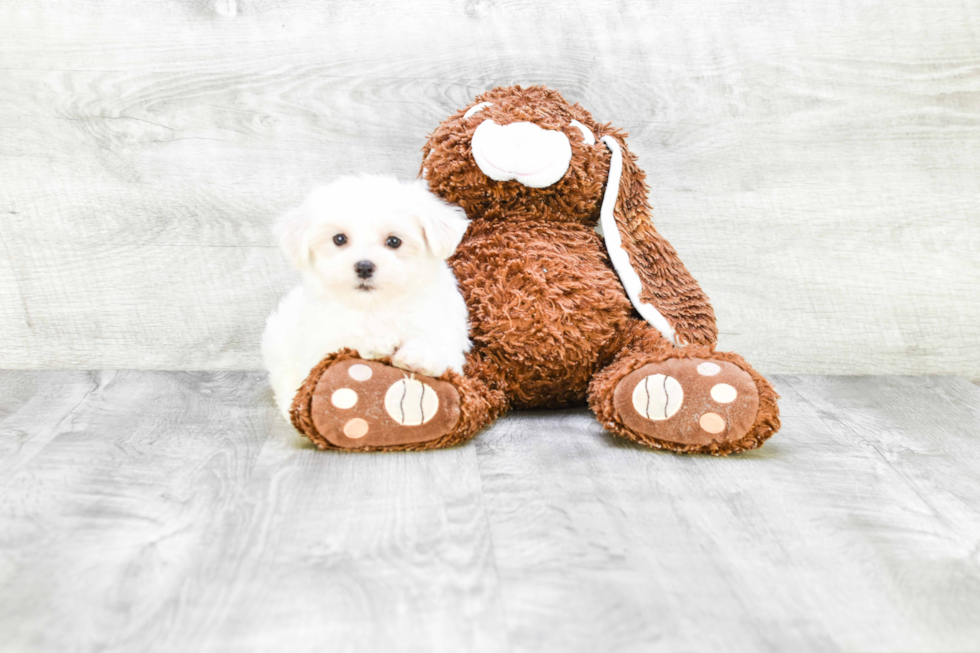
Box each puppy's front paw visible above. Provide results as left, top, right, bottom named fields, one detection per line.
left=361, top=338, right=402, bottom=361
left=391, top=340, right=452, bottom=378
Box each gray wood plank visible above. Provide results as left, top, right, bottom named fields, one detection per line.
left=3, top=371, right=980, bottom=651
left=472, top=375, right=980, bottom=652
left=147, top=421, right=508, bottom=653
left=1, top=1, right=979, bottom=375
left=0, top=371, right=274, bottom=652
left=0, top=371, right=507, bottom=653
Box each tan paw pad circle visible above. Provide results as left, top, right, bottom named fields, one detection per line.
left=697, top=362, right=721, bottom=376
left=631, top=374, right=684, bottom=420
left=343, top=418, right=369, bottom=439
left=710, top=383, right=737, bottom=404
left=331, top=388, right=358, bottom=409
left=699, top=412, right=726, bottom=434
left=347, top=364, right=373, bottom=381
left=384, top=378, right=440, bottom=426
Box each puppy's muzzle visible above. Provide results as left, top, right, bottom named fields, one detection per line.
left=354, top=260, right=375, bottom=279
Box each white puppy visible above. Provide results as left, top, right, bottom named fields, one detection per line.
left=262, top=175, right=471, bottom=420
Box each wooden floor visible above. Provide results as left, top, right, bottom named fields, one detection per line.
left=1, top=371, right=979, bottom=652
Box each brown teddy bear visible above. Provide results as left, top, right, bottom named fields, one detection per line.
left=291, top=85, right=780, bottom=455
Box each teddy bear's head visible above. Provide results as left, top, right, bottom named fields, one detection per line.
left=421, top=85, right=635, bottom=225
left=421, top=85, right=713, bottom=349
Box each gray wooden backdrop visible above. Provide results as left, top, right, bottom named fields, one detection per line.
left=1, top=0, right=978, bottom=376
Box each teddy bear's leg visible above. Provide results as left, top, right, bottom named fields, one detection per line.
left=289, top=349, right=507, bottom=452
left=589, top=323, right=780, bottom=455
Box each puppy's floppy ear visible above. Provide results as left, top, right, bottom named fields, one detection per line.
left=412, top=184, right=469, bottom=259
left=274, top=203, right=312, bottom=270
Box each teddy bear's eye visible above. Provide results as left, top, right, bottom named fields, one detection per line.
left=569, top=120, right=596, bottom=145
left=386, top=236, right=402, bottom=249
left=333, top=234, right=347, bottom=246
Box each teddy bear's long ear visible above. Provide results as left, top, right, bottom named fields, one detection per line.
left=598, top=132, right=718, bottom=347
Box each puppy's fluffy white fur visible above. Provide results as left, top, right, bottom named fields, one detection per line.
left=262, top=175, right=471, bottom=420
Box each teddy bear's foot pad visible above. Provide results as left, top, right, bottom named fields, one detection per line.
left=613, top=358, right=759, bottom=446
left=309, top=359, right=460, bottom=449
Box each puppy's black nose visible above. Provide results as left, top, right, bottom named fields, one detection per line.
left=354, top=260, right=375, bottom=279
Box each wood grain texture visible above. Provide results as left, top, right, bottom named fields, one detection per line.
left=1, top=371, right=979, bottom=651
left=0, top=370, right=507, bottom=653
left=1, top=0, right=979, bottom=374
left=474, top=375, right=980, bottom=652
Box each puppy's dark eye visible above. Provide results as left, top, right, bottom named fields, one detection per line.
left=386, top=236, right=402, bottom=249
left=332, top=234, right=347, bottom=246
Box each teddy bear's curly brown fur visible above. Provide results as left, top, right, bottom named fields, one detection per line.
left=291, top=85, right=780, bottom=455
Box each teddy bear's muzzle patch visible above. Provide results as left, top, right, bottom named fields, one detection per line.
left=471, top=119, right=572, bottom=188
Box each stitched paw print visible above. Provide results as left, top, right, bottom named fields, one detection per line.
left=614, top=358, right=759, bottom=446
left=308, top=359, right=460, bottom=449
